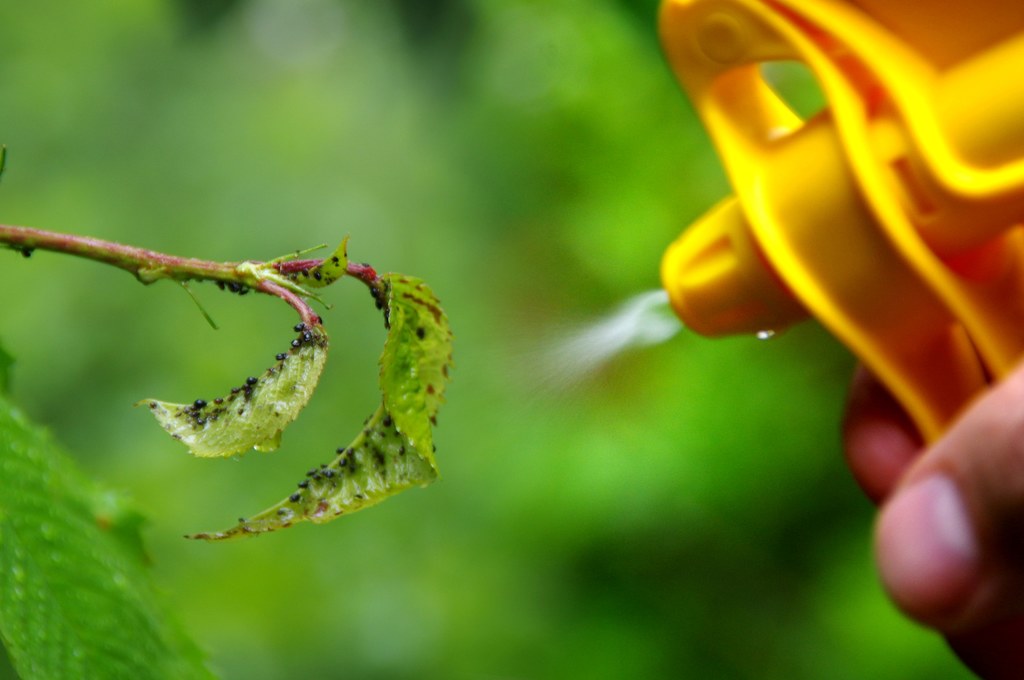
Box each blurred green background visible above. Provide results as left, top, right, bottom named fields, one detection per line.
left=0, top=1, right=972, bottom=678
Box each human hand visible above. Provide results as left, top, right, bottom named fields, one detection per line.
left=843, top=366, right=1024, bottom=678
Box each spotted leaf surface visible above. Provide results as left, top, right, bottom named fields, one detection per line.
left=305, top=239, right=349, bottom=287
left=191, top=403, right=436, bottom=540
left=140, top=323, right=328, bottom=457
left=379, top=274, right=453, bottom=472
left=283, top=238, right=349, bottom=289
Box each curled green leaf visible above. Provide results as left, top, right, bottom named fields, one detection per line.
left=139, top=323, right=328, bottom=457
left=282, top=238, right=349, bottom=289
left=190, top=403, right=436, bottom=540
left=195, top=271, right=453, bottom=539
left=379, top=274, right=454, bottom=472
left=306, top=238, right=349, bottom=287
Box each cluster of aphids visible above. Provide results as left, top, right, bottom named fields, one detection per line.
left=214, top=280, right=251, bottom=296
left=284, top=459, right=346, bottom=506
left=156, top=322, right=325, bottom=431
left=372, top=279, right=391, bottom=328
left=279, top=411, right=405, bottom=510
left=277, top=442, right=362, bottom=511
left=281, top=255, right=344, bottom=286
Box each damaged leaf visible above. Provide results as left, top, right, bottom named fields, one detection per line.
left=379, top=274, right=454, bottom=472
left=139, top=323, right=328, bottom=458
left=302, top=238, right=349, bottom=288
left=193, top=275, right=453, bottom=539
left=279, top=238, right=350, bottom=289
left=190, top=403, right=435, bottom=540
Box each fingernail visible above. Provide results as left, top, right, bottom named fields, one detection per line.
left=876, top=475, right=979, bottom=622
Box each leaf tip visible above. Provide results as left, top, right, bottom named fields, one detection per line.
left=140, top=324, right=329, bottom=458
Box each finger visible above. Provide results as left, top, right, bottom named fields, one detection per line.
left=842, top=366, right=922, bottom=503
left=875, top=364, right=1024, bottom=632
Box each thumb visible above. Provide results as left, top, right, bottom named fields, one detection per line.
left=875, top=365, right=1024, bottom=632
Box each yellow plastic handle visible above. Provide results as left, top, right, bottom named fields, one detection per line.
left=659, top=0, right=1024, bottom=440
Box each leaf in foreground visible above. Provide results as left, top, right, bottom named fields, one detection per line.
left=0, top=394, right=213, bottom=679
left=140, top=323, right=328, bottom=457
left=0, top=343, right=11, bottom=395
left=193, top=274, right=453, bottom=539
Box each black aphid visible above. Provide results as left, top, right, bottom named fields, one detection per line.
left=291, top=339, right=301, bottom=348
left=276, top=353, right=288, bottom=361
left=246, top=376, right=258, bottom=386
left=294, top=323, right=306, bottom=332
left=289, top=493, right=301, bottom=503
left=193, top=399, right=207, bottom=409
left=298, top=480, right=310, bottom=489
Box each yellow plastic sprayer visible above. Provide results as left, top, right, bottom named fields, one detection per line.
left=658, top=0, right=1024, bottom=441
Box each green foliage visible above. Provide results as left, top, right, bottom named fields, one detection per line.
left=194, top=275, right=453, bottom=539
left=0, top=391, right=212, bottom=679
left=0, top=346, right=10, bottom=395
left=286, top=239, right=350, bottom=289
left=192, top=403, right=436, bottom=540
left=140, top=324, right=329, bottom=457
left=379, top=274, right=454, bottom=472
left=0, top=1, right=976, bottom=678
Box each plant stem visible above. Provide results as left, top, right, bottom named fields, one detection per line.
left=0, top=224, right=382, bottom=325
left=0, top=224, right=237, bottom=283
left=258, top=280, right=320, bottom=327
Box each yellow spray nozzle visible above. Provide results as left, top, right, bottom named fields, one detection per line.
left=659, top=0, right=1024, bottom=440
left=661, top=197, right=806, bottom=336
